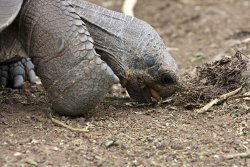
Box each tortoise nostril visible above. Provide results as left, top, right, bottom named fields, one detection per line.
left=160, top=73, right=174, bottom=84
left=144, top=54, right=156, bottom=67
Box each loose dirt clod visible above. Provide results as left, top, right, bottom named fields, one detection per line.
left=173, top=51, right=249, bottom=109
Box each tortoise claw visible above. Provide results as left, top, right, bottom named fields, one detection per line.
left=21, top=58, right=36, bottom=84
left=0, top=65, right=8, bottom=88
left=13, top=75, right=24, bottom=88
left=9, top=60, right=25, bottom=88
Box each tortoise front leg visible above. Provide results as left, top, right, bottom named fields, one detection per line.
left=19, top=0, right=119, bottom=116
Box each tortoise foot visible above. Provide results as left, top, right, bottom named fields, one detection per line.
left=0, top=58, right=36, bottom=88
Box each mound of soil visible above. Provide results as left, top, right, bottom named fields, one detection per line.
left=174, top=51, right=249, bottom=108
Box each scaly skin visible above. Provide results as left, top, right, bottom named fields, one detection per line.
left=18, top=0, right=119, bottom=115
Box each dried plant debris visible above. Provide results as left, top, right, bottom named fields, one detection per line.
left=173, top=51, right=249, bottom=109
left=0, top=84, right=47, bottom=105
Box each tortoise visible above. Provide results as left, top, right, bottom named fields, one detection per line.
left=0, top=0, right=181, bottom=116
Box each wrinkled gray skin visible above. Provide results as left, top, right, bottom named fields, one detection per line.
left=0, top=0, right=181, bottom=116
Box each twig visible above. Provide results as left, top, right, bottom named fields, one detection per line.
left=227, top=95, right=250, bottom=101
left=104, top=96, right=133, bottom=102
left=48, top=113, right=89, bottom=133
left=166, top=47, right=179, bottom=52
left=224, top=152, right=250, bottom=159
left=197, top=86, right=242, bottom=114
left=233, top=49, right=250, bottom=59
left=242, top=37, right=250, bottom=44
left=102, top=97, right=135, bottom=105
left=122, top=0, right=138, bottom=16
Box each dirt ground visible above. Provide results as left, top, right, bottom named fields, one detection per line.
left=1, top=0, right=250, bottom=166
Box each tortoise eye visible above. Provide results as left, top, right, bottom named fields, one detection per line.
left=160, top=73, right=174, bottom=84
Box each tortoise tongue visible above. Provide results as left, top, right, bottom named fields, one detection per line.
left=149, top=88, right=161, bottom=101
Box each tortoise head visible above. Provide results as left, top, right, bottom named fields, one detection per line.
left=71, top=4, right=181, bottom=103
left=123, top=27, right=182, bottom=103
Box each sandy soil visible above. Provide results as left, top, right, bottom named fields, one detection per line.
left=1, top=0, right=250, bottom=166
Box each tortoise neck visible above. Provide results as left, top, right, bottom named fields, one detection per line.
left=71, top=0, right=136, bottom=81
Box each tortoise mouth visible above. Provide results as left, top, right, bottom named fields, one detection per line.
left=126, top=85, right=162, bottom=103
left=148, top=87, right=162, bottom=101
